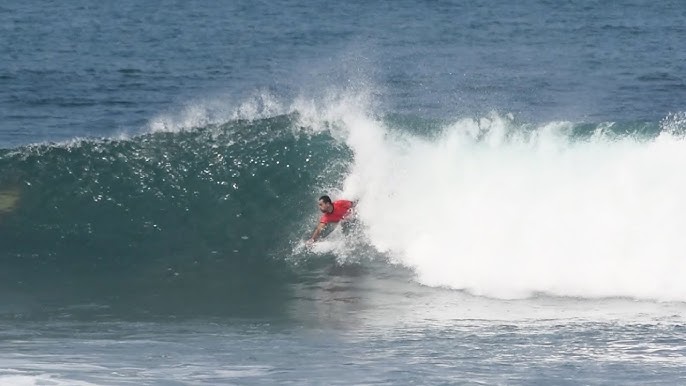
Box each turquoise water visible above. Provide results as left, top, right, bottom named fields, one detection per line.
left=2, top=1, right=686, bottom=384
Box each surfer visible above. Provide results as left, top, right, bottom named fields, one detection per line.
left=307, top=195, right=355, bottom=244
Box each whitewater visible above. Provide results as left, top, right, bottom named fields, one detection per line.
left=269, top=93, right=686, bottom=302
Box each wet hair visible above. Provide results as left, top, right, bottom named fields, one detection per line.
left=319, top=195, right=332, bottom=204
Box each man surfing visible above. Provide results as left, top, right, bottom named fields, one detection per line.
left=307, top=195, right=355, bottom=244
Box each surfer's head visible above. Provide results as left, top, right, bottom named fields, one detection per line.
left=318, top=195, right=333, bottom=213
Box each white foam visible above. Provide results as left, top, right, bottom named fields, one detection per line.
left=306, top=97, right=686, bottom=302
left=0, top=373, right=98, bottom=386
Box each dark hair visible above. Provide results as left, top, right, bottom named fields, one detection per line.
left=319, top=195, right=332, bottom=204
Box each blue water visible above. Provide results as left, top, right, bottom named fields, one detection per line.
left=2, top=1, right=686, bottom=384
left=3, top=0, right=685, bottom=149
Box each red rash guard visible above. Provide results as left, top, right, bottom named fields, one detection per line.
left=320, top=200, right=353, bottom=224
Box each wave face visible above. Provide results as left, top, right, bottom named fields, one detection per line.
left=0, top=111, right=352, bottom=316
left=2, top=95, right=686, bottom=316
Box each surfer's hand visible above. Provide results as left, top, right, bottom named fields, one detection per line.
left=306, top=238, right=315, bottom=246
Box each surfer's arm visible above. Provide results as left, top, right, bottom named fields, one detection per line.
left=308, top=222, right=327, bottom=243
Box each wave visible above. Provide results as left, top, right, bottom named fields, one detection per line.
left=1, top=93, right=686, bottom=316
left=0, top=109, right=353, bottom=316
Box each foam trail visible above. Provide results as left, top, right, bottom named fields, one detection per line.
left=322, top=104, right=686, bottom=301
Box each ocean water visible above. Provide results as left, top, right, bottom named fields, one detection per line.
left=2, top=0, right=686, bottom=384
